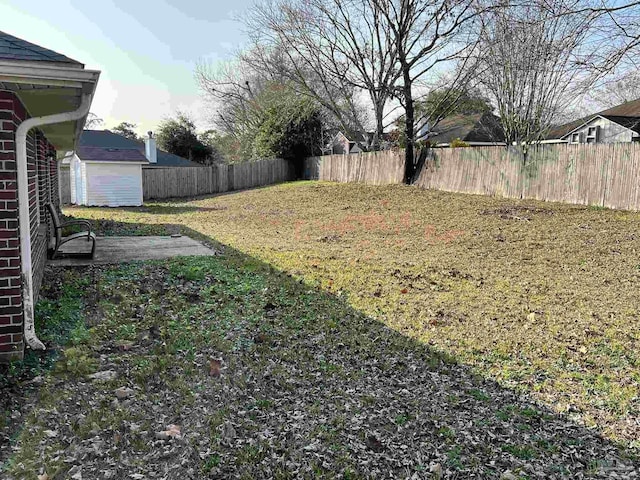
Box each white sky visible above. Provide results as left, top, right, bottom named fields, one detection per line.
left=1, top=0, right=254, bottom=135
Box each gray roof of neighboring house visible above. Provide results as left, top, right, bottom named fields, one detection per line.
left=428, top=112, right=505, bottom=144
left=79, top=130, right=201, bottom=167
left=78, top=146, right=148, bottom=163
left=547, top=98, right=640, bottom=139
left=0, top=30, right=83, bottom=65
left=601, top=115, right=640, bottom=134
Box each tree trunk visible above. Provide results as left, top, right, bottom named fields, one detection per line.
left=368, top=92, right=386, bottom=151
left=412, top=145, right=430, bottom=184
left=402, top=67, right=414, bottom=184
left=373, top=109, right=384, bottom=151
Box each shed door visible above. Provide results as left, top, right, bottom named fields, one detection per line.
left=85, top=163, right=143, bottom=207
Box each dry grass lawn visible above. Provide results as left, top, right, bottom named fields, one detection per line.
left=67, top=181, right=640, bottom=445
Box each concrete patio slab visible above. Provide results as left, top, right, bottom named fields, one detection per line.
left=50, top=235, right=217, bottom=266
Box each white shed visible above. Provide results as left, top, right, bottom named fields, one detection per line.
left=70, top=146, right=148, bottom=206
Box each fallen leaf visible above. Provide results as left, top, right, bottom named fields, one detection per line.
left=115, top=387, right=135, bottom=399
left=209, top=358, right=222, bottom=377
left=221, top=421, right=236, bottom=443
left=88, top=370, right=117, bottom=382
left=429, top=463, right=443, bottom=479
left=156, top=424, right=182, bottom=440
left=366, top=434, right=384, bottom=452
left=254, top=333, right=268, bottom=344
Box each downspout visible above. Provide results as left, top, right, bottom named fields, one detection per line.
left=16, top=94, right=92, bottom=350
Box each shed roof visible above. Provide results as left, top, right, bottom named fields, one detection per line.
left=0, top=30, right=83, bottom=66
left=79, top=130, right=201, bottom=167
left=78, top=146, right=149, bottom=163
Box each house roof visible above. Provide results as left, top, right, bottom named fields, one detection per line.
left=0, top=33, right=99, bottom=153
left=79, top=130, right=201, bottom=167
left=601, top=115, right=640, bottom=134
left=78, top=146, right=148, bottom=163
left=428, top=112, right=505, bottom=144
left=547, top=98, right=640, bottom=139
left=0, top=30, right=83, bottom=66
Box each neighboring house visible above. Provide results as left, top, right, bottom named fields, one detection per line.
left=417, top=112, right=506, bottom=147
left=64, top=129, right=200, bottom=206
left=0, top=31, right=99, bottom=361
left=546, top=98, right=640, bottom=144
left=326, top=131, right=364, bottom=155
left=325, top=131, right=395, bottom=155
left=78, top=129, right=201, bottom=168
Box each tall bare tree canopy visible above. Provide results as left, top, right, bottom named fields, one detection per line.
left=197, top=0, right=640, bottom=180
left=474, top=1, right=595, bottom=145
left=559, top=1, right=640, bottom=71
left=370, top=0, right=485, bottom=181
left=591, top=71, right=640, bottom=109
left=85, top=113, right=104, bottom=129
left=240, top=0, right=485, bottom=181
left=242, top=0, right=399, bottom=151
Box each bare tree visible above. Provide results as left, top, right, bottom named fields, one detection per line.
left=542, top=0, right=640, bottom=73
left=475, top=1, right=595, bottom=147
left=241, top=0, right=401, bottom=151
left=196, top=56, right=272, bottom=138
left=84, top=112, right=104, bottom=129
left=196, top=45, right=371, bottom=156
left=370, top=0, right=485, bottom=182
left=590, top=71, right=640, bottom=108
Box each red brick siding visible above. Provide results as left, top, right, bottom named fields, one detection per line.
left=0, top=91, right=23, bottom=360
left=48, top=140, right=60, bottom=216
left=0, top=91, right=57, bottom=361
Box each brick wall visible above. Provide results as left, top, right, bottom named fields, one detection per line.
left=0, top=91, right=57, bottom=361
left=32, top=131, right=49, bottom=299
left=0, top=91, right=24, bottom=360
left=48, top=139, right=60, bottom=215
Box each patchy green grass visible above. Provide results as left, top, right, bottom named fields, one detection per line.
left=2, top=254, right=636, bottom=478
left=0, top=267, right=96, bottom=467
left=65, top=182, right=640, bottom=446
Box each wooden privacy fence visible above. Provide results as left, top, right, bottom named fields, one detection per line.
left=142, top=158, right=294, bottom=200
left=415, top=143, right=640, bottom=210
left=306, top=143, right=640, bottom=210
left=305, top=150, right=405, bottom=185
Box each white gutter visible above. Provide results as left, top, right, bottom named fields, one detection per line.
left=0, top=60, right=96, bottom=88
left=16, top=94, right=92, bottom=350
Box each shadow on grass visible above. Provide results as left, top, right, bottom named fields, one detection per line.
left=2, top=216, right=638, bottom=478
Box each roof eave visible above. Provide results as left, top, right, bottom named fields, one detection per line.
left=0, top=60, right=96, bottom=84
left=0, top=60, right=100, bottom=153
left=81, top=160, right=149, bottom=165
